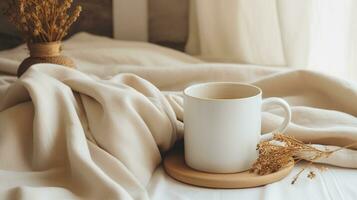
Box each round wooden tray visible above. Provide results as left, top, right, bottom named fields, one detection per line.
left=163, top=148, right=294, bottom=189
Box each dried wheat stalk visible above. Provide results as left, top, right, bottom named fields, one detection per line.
left=250, top=133, right=356, bottom=183
left=3, top=0, right=82, bottom=43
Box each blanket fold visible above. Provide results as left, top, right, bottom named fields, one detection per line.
left=1, top=65, right=180, bottom=199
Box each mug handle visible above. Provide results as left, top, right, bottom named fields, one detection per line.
left=260, top=97, right=292, bottom=141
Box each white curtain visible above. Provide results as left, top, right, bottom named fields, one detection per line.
left=186, top=0, right=357, bottom=81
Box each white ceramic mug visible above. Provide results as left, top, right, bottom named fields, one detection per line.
left=183, top=82, right=291, bottom=173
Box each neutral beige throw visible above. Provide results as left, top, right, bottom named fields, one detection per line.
left=1, top=33, right=357, bottom=199
left=1, top=65, right=182, bottom=199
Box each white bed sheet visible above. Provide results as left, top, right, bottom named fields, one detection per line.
left=148, top=164, right=357, bottom=200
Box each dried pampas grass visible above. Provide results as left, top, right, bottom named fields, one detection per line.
left=4, top=0, right=82, bottom=43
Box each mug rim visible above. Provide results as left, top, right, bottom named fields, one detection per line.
left=183, top=82, right=262, bottom=101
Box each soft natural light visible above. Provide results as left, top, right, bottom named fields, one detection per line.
left=188, top=0, right=357, bottom=81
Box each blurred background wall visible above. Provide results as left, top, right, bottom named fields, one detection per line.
left=0, top=0, right=188, bottom=51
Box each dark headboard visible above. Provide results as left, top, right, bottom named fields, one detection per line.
left=0, top=0, right=188, bottom=51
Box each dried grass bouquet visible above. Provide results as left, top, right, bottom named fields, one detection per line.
left=4, top=0, right=82, bottom=43
left=250, top=133, right=355, bottom=184
left=3, top=0, right=82, bottom=77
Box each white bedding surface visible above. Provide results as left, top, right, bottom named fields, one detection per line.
left=0, top=33, right=357, bottom=200
left=149, top=165, right=357, bottom=200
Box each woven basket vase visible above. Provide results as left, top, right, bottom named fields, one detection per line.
left=17, top=42, right=75, bottom=77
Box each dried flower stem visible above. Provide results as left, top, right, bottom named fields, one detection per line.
left=291, top=162, right=313, bottom=185
left=250, top=133, right=357, bottom=182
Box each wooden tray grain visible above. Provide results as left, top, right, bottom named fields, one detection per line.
left=163, top=148, right=294, bottom=189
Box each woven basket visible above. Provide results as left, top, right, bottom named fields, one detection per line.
left=17, top=42, right=75, bottom=77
